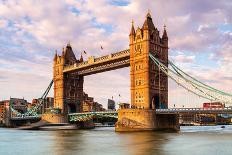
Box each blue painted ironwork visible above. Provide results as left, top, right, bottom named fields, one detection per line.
left=10, top=80, right=53, bottom=118
left=69, top=111, right=118, bottom=122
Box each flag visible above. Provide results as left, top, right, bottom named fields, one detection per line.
left=119, top=94, right=121, bottom=97
left=83, top=51, right=86, bottom=54
left=101, top=46, right=103, bottom=50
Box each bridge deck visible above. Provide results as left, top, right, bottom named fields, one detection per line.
left=68, top=108, right=232, bottom=116
left=10, top=115, right=41, bottom=121
left=11, top=108, right=232, bottom=121
left=156, top=108, right=232, bottom=114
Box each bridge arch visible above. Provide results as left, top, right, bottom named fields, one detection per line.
left=68, top=104, right=77, bottom=113
left=151, top=95, right=160, bottom=109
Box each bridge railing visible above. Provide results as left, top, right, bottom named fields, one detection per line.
left=68, top=110, right=117, bottom=116
left=111, top=49, right=130, bottom=58
left=156, top=107, right=232, bottom=112
left=11, top=115, right=41, bottom=120
left=94, top=55, right=110, bottom=63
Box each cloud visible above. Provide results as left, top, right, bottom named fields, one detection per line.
left=171, top=54, right=195, bottom=63
left=0, top=0, right=231, bottom=108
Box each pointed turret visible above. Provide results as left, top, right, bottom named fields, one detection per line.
left=162, top=25, right=168, bottom=39
left=63, top=42, right=77, bottom=65
left=129, top=20, right=136, bottom=44
left=80, top=53, right=83, bottom=62
left=162, top=25, right=168, bottom=48
left=62, top=47, right=65, bottom=57
left=129, top=20, right=135, bottom=36
left=54, top=50, right=58, bottom=61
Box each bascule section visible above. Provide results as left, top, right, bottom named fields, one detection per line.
left=115, top=12, right=178, bottom=131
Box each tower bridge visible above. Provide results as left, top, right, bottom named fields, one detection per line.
left=50, top=11, right=174, bottom=131
left=7, top=12, right=232, bottom=131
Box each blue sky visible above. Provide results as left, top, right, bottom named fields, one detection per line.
left=0, top=0, right=231, bottom=108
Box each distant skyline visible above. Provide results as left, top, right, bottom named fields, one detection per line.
left=0, top=0, right=231, bottom=108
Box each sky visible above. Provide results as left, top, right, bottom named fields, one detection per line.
left=0, top=0, right=231, bottom=108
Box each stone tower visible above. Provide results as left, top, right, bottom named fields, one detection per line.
left=130, top=12, right=168, bottom=110
left=115, top=12, right=174, bottom=131
left=53, top=44, right=84, bottom=114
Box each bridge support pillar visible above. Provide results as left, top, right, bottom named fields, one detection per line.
left=156, top=114, right=180, bottom=131
left=115, top=109, right=157, bottom=131
left=115, top=109, right=179, bottom=132
left=78, top=120, right=95, bottom=129
left=41, top=114, right=68, bottom=124
left=4, top=103, right=13, bottom=127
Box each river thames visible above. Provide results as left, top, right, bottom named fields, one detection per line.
left=1, top=125, right=232, bottom=155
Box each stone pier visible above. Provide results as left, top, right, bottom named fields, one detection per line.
left=115, top=109, right=179, bottom=131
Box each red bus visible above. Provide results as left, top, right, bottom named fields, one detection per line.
left=203, top=102, right=224, bottom=109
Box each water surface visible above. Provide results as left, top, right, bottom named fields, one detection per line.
left=1, top=125, right=232, bottom=155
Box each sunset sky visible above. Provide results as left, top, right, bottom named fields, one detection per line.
left=0, top=0, right=231, bottom=108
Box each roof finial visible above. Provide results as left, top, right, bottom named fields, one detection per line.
left=164, top=24, right=166, bottom=30
left=67, top=41, right=71, bottom=47
left=147, top=9, right=151, bottom=18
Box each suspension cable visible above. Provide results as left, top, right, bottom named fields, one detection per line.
left=169, top=60, right=232, bottom=97
left=149, top=53, right=232, bottom=104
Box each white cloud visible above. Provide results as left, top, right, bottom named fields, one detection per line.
left=171, top=54, right=195, bottom=63
left=0, top=0, right=231, bottom=108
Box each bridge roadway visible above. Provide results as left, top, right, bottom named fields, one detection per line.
left=63, top=49, right=130, bottom=75
left=10, top=108, right=232, bottom=121
left=68, top=108, right=232, bottom=122
left=156, top=107, right=232, bottom=114
left=10, top=115, right=41, bottom=121
left=68, top=107, right=232, bottom=116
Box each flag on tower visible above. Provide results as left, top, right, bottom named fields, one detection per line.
left=101, top=46, right=103, bottom=50
left=83, top=50, right=86, bottom=54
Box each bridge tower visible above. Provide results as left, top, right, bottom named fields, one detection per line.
left=130, top=12, right=168, bottom=110
left=116, top=12, right=179, bottom=131
left=53, top=44, right=84, bottom=116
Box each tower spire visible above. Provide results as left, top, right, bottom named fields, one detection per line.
left=142, top=10, right=154, bottom=30
left=162, top=24, right=168, bottom=39
left=129, top=19, right=135, bottom=36
left=62, top=47, right=65, bottom=56
left=80, top=53, right=83, bottom=62
left=54, top=50, right=58, bottom=60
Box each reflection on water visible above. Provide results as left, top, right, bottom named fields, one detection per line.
left=1, top=126, right=232, bottom=155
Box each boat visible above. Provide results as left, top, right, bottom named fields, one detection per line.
left=39, top=123, right=79, bottom=130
